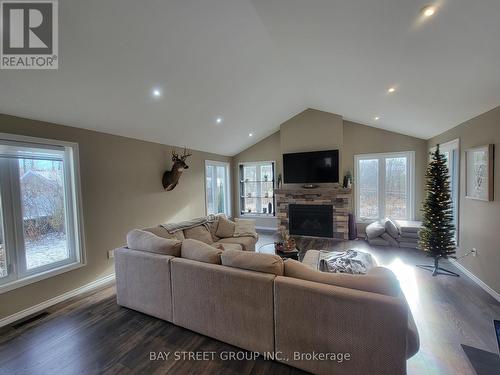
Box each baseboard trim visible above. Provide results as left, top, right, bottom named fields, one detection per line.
left=0, top=273, right=115, bottom=328
left=450, top=259, right=500, bottom=303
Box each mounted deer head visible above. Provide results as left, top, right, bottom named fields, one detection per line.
left=162, top=147, right=192, bottom=191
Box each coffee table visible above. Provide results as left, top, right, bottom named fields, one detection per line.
left=258, top=242, right=299, bottom=261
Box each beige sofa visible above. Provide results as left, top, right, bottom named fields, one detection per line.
left=115, top=230, right=419, bottom=375
left=142, top=216, right=258, bottom=252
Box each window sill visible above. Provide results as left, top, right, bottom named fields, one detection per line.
left=0, top=261, right=86, bottom=295
left=240, top=213, right=276, bottom=218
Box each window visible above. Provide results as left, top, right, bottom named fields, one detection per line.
left=0, top=134, right=84, bottom=293
left=431, top=139, right=459, bottom=243
left=205, top=161, right=231, bottom=216
left=239, top=161, right=275, bottom=216
left=355, top=152, right=415, bottom=222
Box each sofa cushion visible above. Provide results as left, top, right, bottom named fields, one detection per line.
left=215, top=215, right=236, bottom=238
left=221, top=250, right=284, bottom=276
left=365, top=221, right=386, bottom=239
left=126, top=229, right=181, bottom=256
left=207, top=217, right=221, bottom=242
left=214, top=242, right=243, bottom=251
left=217, top=236, right=257, bottom=251
left=381, top=232, right=399, bottom=247
left=184, top=225, right=214, bottom=244
left=233, top=218, right=256, bottom=237
left=181, top=239, right=222, bottom=264
left=384, top=218, right=400, bottom=239
left=143, top=226, right=185, bottom=241
left=284, top=259, right=400, bottom=297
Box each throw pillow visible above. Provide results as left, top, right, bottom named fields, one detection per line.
left=384, top=218, right=400, bottom=239
left=184, top=225, right=214, bottom=244
left=181, top=239, right=222, bottom=264
left=207, top=216, right=221, bottom=242
left=233, top=218, right=256, bottom=237
left=126, top=229, right=181, bottom=256
left=221, top=250, right=284, bottom=276
left=365, top=221, right=385, bottom=239
left=215, top=215, right=236, bottom=238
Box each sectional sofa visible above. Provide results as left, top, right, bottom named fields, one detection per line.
left=142, top=217, right=258, bottom=252
left=114, top=223, right=419, bottom=375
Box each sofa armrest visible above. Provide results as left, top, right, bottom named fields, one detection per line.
left=216, top=235, right=258, bottom=251
left=114, top=247, right=175, bottom=321
left=274, top=276, right=410, bottom=375
left=301, top=249, right=321, bottom=269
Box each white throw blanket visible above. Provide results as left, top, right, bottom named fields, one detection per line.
left=319, top=250, right=375, bottom=274
left=161, top=214, right=216, bottom=233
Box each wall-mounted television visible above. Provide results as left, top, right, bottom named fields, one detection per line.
left=283, top=149, right=339, bottom=184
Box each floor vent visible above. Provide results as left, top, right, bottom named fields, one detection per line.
left=12, top=312, right=50, bottom=329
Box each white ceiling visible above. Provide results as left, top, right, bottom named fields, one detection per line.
left=1, top=0, right=499, bottom=156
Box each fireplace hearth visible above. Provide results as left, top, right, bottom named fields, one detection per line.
left=289, top=204, right=334, bottom=238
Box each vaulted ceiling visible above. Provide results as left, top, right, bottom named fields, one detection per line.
left=1, top=0, right=499, bottom=155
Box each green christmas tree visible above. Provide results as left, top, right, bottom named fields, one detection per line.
left=418, top=145, right=458, bottom=277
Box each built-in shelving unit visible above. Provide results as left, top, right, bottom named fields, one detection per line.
left=239, top=162, right=276, bottom=216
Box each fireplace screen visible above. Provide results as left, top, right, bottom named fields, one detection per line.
left=288, top=204, right=334, bottom=238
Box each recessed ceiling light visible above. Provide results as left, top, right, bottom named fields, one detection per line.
left=374, top=116, right=380, bottom=121
left=152, top=88, right=162, bottom=98
left=249, top=133, right=253, bottom=137
left=422, top=5, right=437, bottom=17
left=216, top=117, right=223, bottom=124
left=387, top=87, right=396, bottom=94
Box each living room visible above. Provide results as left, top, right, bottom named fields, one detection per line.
left=1, top=1, right=500, bottom=374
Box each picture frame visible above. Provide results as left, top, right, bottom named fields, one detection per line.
left=465, top=144, right=494, bottom=201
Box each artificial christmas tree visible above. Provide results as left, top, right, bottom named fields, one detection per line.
left=417, top=144, right=458, bottom=277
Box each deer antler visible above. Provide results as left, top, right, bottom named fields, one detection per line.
left=181, top=147, right=192, bottom=160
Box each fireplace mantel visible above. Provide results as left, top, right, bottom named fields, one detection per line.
left=274, top=186, right=352, bottom=240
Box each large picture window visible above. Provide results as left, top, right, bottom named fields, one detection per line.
left=205, top=160, right=231, bottom=217
left=355, top=151, right=415, bottom=222
left=0, top=134, right=84, bottom=293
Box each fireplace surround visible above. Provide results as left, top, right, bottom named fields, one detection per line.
left=275, top=187, right=351, bottom=239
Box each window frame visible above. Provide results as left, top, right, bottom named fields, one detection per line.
left=0, top=133, right=86, bottom=294
left=204, top=160, right=232, bottom=217
left=354, top=151, right=415, bottom=223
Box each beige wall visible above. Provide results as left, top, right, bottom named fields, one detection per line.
left=343, top=120, right=428, bottom=220
left=428, top=105, right=500, bottom=294
left=280, top=109, right=343, bottom=155
left=0, top=114, right=229, bottom=320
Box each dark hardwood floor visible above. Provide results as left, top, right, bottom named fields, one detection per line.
left=1, top=233, right=499, bottom=375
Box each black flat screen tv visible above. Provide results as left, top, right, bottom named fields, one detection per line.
left=283, top=150, right=339, bottom=184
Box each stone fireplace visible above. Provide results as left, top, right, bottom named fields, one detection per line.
left=275, top=187, right=351, bottom=240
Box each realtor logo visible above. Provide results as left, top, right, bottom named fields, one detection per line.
left=1, top=0, right=58, bottom=69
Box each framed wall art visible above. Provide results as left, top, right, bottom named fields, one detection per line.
left=465, top=144, right=494, bottom=201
